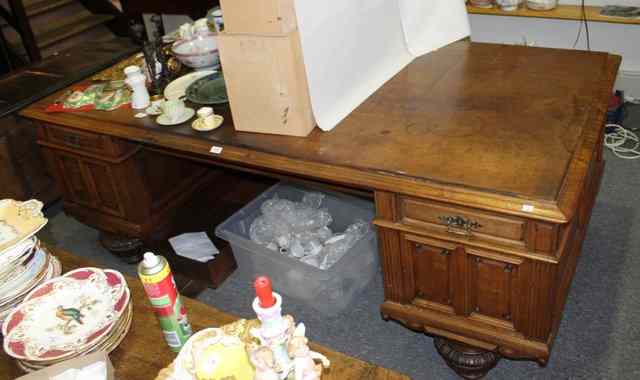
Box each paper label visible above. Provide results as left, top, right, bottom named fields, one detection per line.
left=210, top=146, right=223, bottom=154
left=522, top=204, right=535, bottom=212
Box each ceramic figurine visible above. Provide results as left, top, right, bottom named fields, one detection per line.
left=124, top=66, right=150, bottom=109
left=251, top=293, right=295, bottom=378
left=251, top=277, right=297, bottom=379
left=288, top=324, right=330, bottom=380
left=250, top=346, right=281, bottom=380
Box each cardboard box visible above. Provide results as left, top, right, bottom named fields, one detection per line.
left=217, top=31, right=316, bottom=137
left=16, top=351, right=115, bottom=380
left=219, top=0, right=297, bottom=35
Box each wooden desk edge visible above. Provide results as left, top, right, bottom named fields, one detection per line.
left=20, top=90, right=571, bottom=224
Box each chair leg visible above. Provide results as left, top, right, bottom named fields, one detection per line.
left=7, top=0, right=41, bottom=63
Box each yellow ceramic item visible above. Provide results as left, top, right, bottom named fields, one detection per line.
left=195, top=343, right=253, bottom=380
left=0, top=199, right=47, bottom=254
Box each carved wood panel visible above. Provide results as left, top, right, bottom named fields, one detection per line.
left=49, top=149, right=126, bottom=218
left=56, top=154, right=92, bottom=206
left=83, top=160, right=125, bottom=217
left=467, top=253, right=520, bottom=329
left=412, top=242, right=454, bottom=308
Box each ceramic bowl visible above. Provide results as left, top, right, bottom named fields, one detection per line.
left=172, top=33, right=220, bottom=71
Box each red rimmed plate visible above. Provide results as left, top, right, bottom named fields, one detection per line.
left=2, top=267, right=129, bottom=362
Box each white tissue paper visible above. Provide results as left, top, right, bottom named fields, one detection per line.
left=294, top=0, right=470, bottom=131
left=169, top=232, right=219, bottom=263
left=50, top=361, right=107, bottom=380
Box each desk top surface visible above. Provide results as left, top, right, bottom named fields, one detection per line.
left=0, top=39, right=137, bottom=118
left=21, top=41, right=620, bottom=222
left=0, top=247, right=411, bottom=380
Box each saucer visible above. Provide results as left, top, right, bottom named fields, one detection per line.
left=145, top=99, right=164, bottom=116
left=145, top=104, right=162, bottom=116
left=157, top=108, right=195, bottom=126
left=164, top=71, right=215, bottom=100
left=192, top=115, right=224, bottom=132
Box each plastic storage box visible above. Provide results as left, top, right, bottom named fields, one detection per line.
left=215, top=183, right=378, bottom=315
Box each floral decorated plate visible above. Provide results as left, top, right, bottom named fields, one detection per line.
left=0, top=200, right=47, bottom=255
left=2, top=267, right=129, bottom=361
left=18, top=300, right=133, bottom=372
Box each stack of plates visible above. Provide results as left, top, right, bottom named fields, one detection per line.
left=0, top=239, right=61, bottom=323
left=0, top=199, right=59, bottom=324
left=2, top=267, right=132, bottom=371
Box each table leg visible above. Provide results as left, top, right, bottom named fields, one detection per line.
left=99, top=232, right=144, bottom=264
left=434, top=337, right=501, bottom=380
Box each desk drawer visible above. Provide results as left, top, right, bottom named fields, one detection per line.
left=40, top=123, right=135, bottom=159
left=400, top=197, right=526, bottom=246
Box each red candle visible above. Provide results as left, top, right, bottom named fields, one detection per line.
left=254, top=275, right=276, bottom=308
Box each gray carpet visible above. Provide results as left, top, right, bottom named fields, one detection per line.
left=39, top=111, right=640, bottom=380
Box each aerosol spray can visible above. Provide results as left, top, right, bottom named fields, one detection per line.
left=138, top=252, right=192, bottom=351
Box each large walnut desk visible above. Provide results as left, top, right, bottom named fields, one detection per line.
left=20, top=41, right=620, bottom=378
left=0, top=247, right=410, bottom=380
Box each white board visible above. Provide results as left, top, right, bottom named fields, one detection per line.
left=294, top=0, right=470, bottom=131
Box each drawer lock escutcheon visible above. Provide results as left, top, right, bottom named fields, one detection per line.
left=438, top=215, right=482, bottom=237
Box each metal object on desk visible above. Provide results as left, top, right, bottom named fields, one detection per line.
left=438, top=215, right=482, bottom=236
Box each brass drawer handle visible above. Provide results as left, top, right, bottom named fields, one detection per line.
left=440, top=249, right=451, bottom=257
left=438, top=215, right=482, bottom=237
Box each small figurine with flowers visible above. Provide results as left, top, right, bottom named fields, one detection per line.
left=155, top=275, right=330, bottom=380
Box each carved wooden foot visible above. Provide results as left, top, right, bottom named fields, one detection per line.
left=434, top=337, right=501, bottom=380
left=99, top=232, right=144, bottom=264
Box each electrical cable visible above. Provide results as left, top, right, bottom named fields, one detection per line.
left=573, top=0, right=591, bottom=51
left=582, top=0, right=590, bottom=51
left=604, top=124, right=640, bottom=159
left=572, top=11, right=583, bottom=49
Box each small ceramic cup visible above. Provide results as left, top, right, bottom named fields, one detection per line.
left=197, top=107, right=216, bottom=128
left=179, top=23, right=193, bottom=40
left=193, top=18, right=210, bottom=35
left=161, top=99, right=186, bottom=122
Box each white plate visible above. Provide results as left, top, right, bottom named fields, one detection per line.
left=157, top=108, right=196, bottom=126
left=164, top=70, right=215, bottom=100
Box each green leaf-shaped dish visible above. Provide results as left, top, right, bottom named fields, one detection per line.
left=185, top=72, right=229, bottom=105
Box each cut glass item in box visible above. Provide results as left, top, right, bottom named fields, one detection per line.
left=248, top=192, right=371, bottom=270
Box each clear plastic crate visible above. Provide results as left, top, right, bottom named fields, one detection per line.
left=215, top=182, right=378, bottom=315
